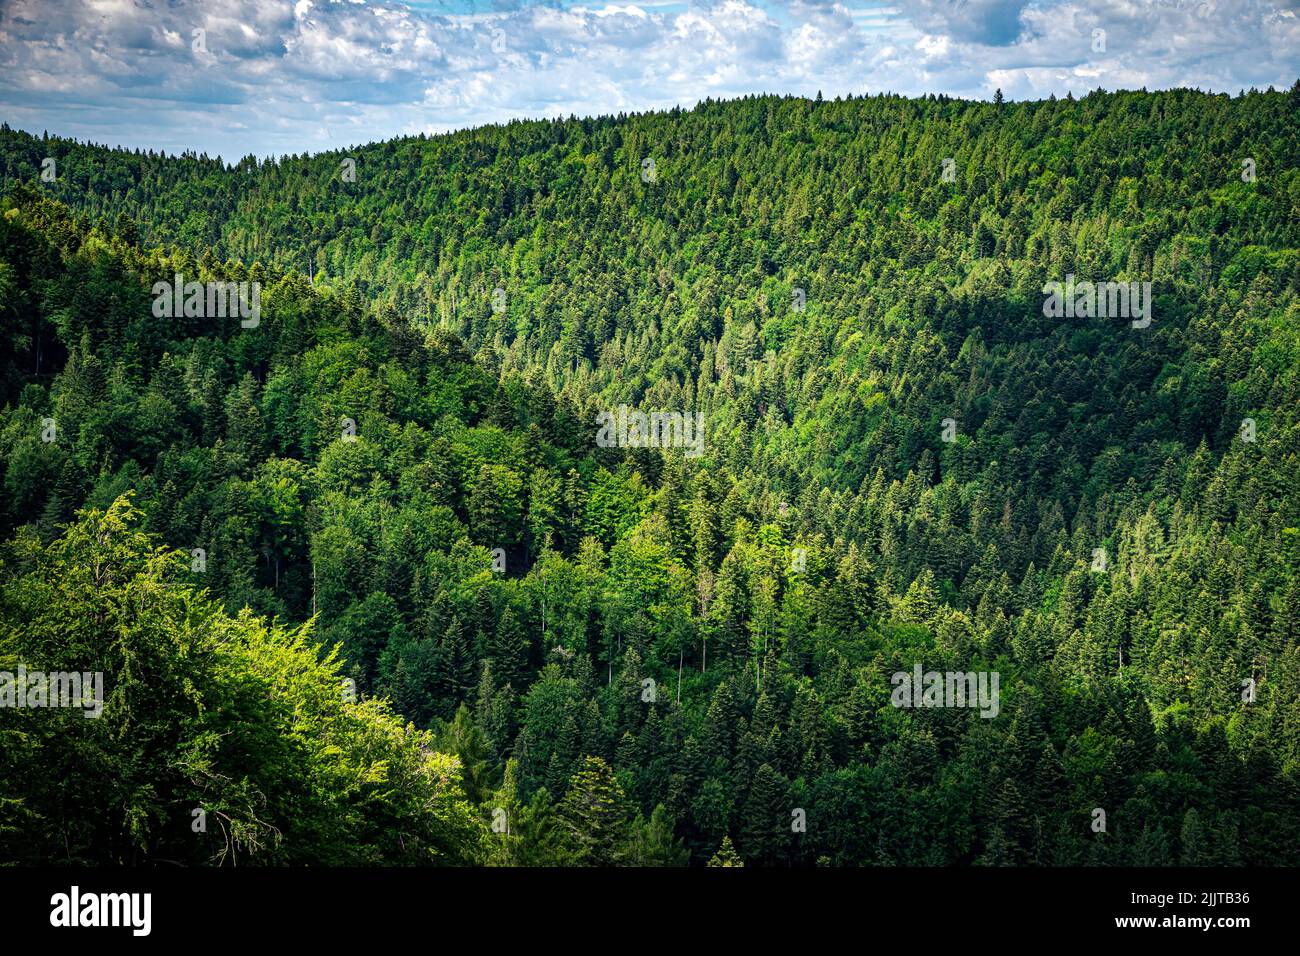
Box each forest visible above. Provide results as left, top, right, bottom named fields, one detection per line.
left=1, top=85, right=1299, bottom=866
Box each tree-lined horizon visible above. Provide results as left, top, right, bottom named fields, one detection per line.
left=2, top=85, right=1299, bottom=865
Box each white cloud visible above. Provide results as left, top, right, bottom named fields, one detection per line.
left=0, top=0, right=1294, bottom=159
left=915, top=33, right=949, bottom=58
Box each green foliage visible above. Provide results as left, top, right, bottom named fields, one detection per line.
left=2, top=87, right=1300, bottom=866
left=559, top=756, right=632, bottom=866
left=0, top=496, right=486, bottom=865
left=708, top=835, right=744, bottom=867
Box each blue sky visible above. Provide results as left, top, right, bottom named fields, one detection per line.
left=1, top=0, right=1297, bottom=160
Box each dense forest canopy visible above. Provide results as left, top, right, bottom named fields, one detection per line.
left=1, top=85, right=1299, bottom=866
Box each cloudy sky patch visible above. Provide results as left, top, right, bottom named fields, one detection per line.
left=0, top=0, right=1295, bottom=158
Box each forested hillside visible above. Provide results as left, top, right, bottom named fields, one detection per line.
left=2, top=86, right=1300, bottom=866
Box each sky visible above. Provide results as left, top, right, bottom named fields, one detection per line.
left=1, top=0, right=1297, bottom=160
